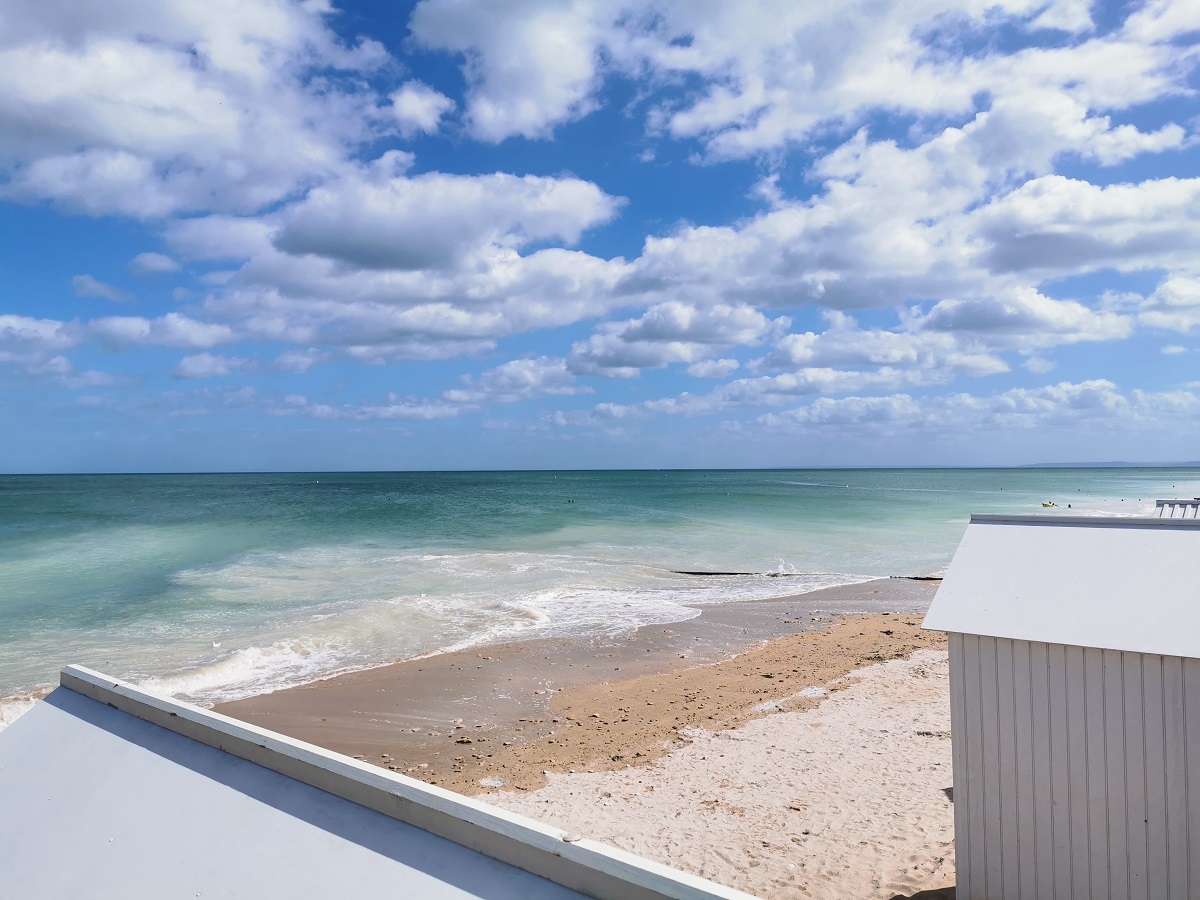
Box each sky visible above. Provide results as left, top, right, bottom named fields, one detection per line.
left=1, top=0, right=1199, bottom=472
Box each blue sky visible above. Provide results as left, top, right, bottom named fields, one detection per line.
left=2, top=0, right=1199, bottom=472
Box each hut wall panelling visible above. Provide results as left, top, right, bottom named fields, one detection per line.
left=948, top=633, right=1199, bottom=899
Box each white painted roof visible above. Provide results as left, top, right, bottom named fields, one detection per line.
left=923, top=515, right=1200, bottom=658
left=0, top=666, right=752, bottom=900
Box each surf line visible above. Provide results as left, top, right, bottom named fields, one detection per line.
left=671, top=570, right=942, bottom=582
left=672, top=570, right=827, bottom=577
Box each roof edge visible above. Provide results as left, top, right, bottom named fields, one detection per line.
left=59, top=665, right=752, bottom=900
left=969, top=514, right=1200, bottom=528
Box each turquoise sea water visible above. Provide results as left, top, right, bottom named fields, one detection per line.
left=2, top=468, right=1197, bottom=724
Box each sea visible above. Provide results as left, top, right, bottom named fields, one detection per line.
left=2, top=467, right=1197, bottom=728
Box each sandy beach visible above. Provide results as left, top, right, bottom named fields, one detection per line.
left=217, top=578, right=955, bottom=898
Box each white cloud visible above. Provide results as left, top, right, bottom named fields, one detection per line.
left=755, top=394, right=923, bottom=430
left=687, top=358, right=739, bottom=378
left=274, top=393, right=465, bottom=421
left=0, top=0, right=388, bottom=217
left=272, top=348, right=327, bottom=373
left=909, top=287, right=1133, bottom=347
left=569, top=302, right=785, bottom=377
left=575, top=365, right=949, bottom=421
left=0, top=315, right=84, bottom=383
left=186, top=234, right=631, bottom=361
left=23, top=354, right=120, bottom=388
left=271, top=152, right=623, bottom=271
left=172, top=352, right=253, bottom=379
left=410, top=0, right=615, bottom=141
left=89, top=313, right=235, bottom=349
left=444, top=357, right=588, bottom=404
left=166, top=215, right=276, bottom=262
left=758, top=311, right=1008, bottom=377
left=389, top=81, right=455, bottom=136
left=4, top=0, right=1197, bottom=439
left=752, top=380, right=1199, bottom=436
left=1125, top=0, right=1200, bottom=42
left=1139, top=276, right=1200, bottom=332
left=1029, top=0, right=1094, bottom=32
left=0, top=315, right=126, bottom=387
left=0, top=315, right=78, bottom=354
left=976, top=176, right=1200, bottom=276
left=71, top=274, right=131, bottom=302
left=128, top=252, right=180, bottom=276
left=1023, top=356, right=1057, bottom=373
left=1162, top=345, right=1189, bottom=355
left=408, top=0, right=1195, bottom=162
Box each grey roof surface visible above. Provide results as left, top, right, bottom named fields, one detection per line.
left=0, top=688, right=586, bottom=899
left=923, top=514, right=1200, bottom=657
left=0, top=668, right=753, bottom=900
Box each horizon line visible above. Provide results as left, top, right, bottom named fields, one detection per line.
left=4, top=462, right=1200, bottom=477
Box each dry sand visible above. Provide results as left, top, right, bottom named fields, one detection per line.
left=490, top=649, right=955, bottom=899
left=216, top=579, right=956, bottom=898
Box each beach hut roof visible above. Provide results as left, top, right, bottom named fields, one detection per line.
left=923, top=514, right=1200, bottom=658
left=0, top=666, right=749, bottom=900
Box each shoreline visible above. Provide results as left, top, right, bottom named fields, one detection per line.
left=216, top=577, right=941, bottom=795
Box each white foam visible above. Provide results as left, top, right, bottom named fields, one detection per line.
left=0, top=692, right=45, bottom=732
left=137, top=639, right=348, bottom=705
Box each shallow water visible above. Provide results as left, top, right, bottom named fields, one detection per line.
left=1, top=467, right=1195, bottom=720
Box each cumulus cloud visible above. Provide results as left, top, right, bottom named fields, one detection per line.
left=444, top=357, right=588, bottom=404
left=571, top=365, right=950, bottom=422
left=171, top=352, right=253, bottom=379
left=569, top=302, right=786, bottom=377
left=271, top=152, right=623, bottom=271
left=0, top=0, right=388, bottom=217
left=409, top=0, right=1195, bottom=160
left=0, top=315, right=125, bottom=388
left=0, top=314, right=78, bottom=354
left=71, top=274, right=131, bottom=302
left=4, top=0, right=1199, bottom=456
left=0, top=315, right=82, bottom=383
left=687, top=358, right=740, bottom=378
left=758, top=312, right=1007, bottom=377
left=752, top=380, right=1199, bottom=436
left=128, top=252, right=180, bottom=276
left=976, top=176, right=1200, bottom=276
left=272, top=348, right=327, bottom=373
left=389, top=81, right=455, bottom=136
left=21, top=354, right=119, bottom=389
left=181, top=234, right=632, bottom=362
left=909, top=287, right=1133, bottom=348
left=89, top=313, right=234, bottom=349
left=273, top=393, right=464, bottom=421
left=1139, top=276, right=1200, bottom=332
left=410, top=0, right=613, bottom=141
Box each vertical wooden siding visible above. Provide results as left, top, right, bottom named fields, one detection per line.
left=949, top=633, right=1199, bottom=899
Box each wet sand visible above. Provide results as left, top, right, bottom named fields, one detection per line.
left=216, top=578, right=940, bottom=795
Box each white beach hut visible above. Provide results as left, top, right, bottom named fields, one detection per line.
left=0, top=666, right=751, bottom=900
left=923, top=513, right=1200, bottom=900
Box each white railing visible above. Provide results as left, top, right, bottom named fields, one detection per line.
left=1156, top=499, right=1200, bottom=518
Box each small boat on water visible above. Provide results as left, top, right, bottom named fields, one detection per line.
left=1042, top=501, right=1058, bottom=507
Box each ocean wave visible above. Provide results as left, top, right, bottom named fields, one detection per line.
left=136, top=638, right=351, bottom=705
